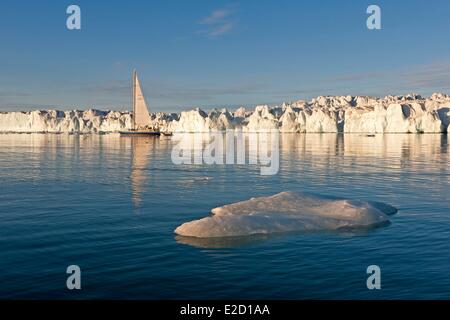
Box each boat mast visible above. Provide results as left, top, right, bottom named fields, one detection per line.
left=132, top=69, right=136, bottom=130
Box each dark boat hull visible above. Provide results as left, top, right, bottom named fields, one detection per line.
left=119, top=131, right=161, bottom=136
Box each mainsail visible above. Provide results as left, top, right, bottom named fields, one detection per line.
left=132, top=70, right=152, bottom=130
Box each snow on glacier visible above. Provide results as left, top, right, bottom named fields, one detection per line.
left=174, top=191, right=398, bottom=238
left=1, top=93, right=450, bottom=133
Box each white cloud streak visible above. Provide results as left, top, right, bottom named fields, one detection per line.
left=198, top=7, right=237, bottom=38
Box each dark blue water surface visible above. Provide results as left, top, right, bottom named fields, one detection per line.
left=0, top=133, right=449, bottom=299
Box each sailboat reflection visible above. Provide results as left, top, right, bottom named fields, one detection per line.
left=130, top=136, right=156, bottom=208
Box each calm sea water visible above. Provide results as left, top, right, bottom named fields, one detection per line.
left=0, top=133, right=449, bottom=299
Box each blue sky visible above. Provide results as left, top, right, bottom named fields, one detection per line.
left=0, top=0, right=450, bottom=112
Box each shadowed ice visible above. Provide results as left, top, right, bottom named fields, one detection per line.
left=175, top=191, right=397, bottom=239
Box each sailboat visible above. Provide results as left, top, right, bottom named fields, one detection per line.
left=120, top=70, right=161, bottom=136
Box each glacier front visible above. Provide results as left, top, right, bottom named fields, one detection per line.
left=1, top=93, right=449, bottom=133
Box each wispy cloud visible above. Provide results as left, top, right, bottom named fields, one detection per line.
left=399, top=61, right=450, bottom=89
left=147, top=81, right=267, bottom=102
left=208, top=22, right=235, bottom=37
left=325, top=72, right=385, bottom=82
left=87, top=80, right=129, bottom=95
left=323, top=61, right=450, bottom=95
left=200, top=9, right=232, bottom=25
left=198, top=6, right=237, bottom=38
left=0, top=90, right=32, bottom=98
left=84, top=76, right=268, bottom=105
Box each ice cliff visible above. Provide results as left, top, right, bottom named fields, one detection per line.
left=1, top=93, right=449, bottom=133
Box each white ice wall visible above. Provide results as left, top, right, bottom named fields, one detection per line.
left=1, top=93, right=449, bottom=133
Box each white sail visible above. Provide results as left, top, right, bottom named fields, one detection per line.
left=133, top=71, right=152, bottom=130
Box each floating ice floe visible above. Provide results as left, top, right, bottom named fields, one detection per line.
left=1, top=93, right=449, bottom=133
left=174, top=192, right=397, bottom=238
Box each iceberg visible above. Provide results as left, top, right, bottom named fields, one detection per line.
left=0, top=109, right=132, bottom=133
left=345, top=102, right=444, bottom=133
left=173, top=108, right=237, bottom=132
left=174, top=192, right=397, bottom=238
left=1, top=93, right=449, bottom=133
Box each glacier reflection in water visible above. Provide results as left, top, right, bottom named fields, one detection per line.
left=0, top=133, right=449, bottom=299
